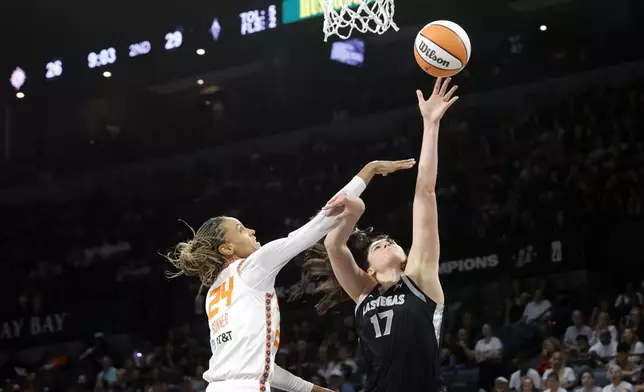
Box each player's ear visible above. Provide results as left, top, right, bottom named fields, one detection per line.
left=366, top=266, right=376, bottom=276
left=218, top=243, right=234, bottom=256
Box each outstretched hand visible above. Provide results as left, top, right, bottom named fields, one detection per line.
left=369, top=158, right=416, bottom=177
left=417, top=77, right=459, bottom=124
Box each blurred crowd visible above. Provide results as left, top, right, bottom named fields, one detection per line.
left=2, top=40, right=644, bottom=392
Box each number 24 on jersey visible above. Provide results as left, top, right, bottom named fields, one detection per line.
left=207, top=276, right=234, bottom=320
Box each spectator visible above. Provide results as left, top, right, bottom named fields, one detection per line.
left=461, top=311, right=478, bottom=344
left=570, top=335, right=591, bottom=361
left=591, top=313, right=619, bottom=346
left=574, top=371, right=602, bottom=392
left=591, top=300, right=613, bottom=329
left=538, top=338, right=560, bottom=374
left=335, top=345, right=359, bottom=376
left=622, top=328, right=644, bottom=364
left=506, top=292, right=530, bottom=325
left=590, top=330, right=618, bottom=363
left=544, top=373, right=567, bottom=392
left=602, top=365, right=633, bottom=392
left=112, top=369, right=129, bottom=391
left=615, top=283, right=643, bottom=321
left=496, top=377, right=511, bottom=392
left=624, top=309, right=643, bottom=344
left=565, top=310, right=594, bottom=348
left=455, top=328, right=476, bottom=365
left=608, top=343, right=640, bottom=383
left=543, top=351, right=576, bottom=390
left=292, top=340, right=313, bottom=378
left=524, top=290, right=552, bottom=324
left=96, top=356, right=118, bottom=388
left=476, top=324, right=504, bottom=392
left=521, top=376, right=538, bottom=392
left=327, top=368, right=355, bottom=392
left=510, top=357, right=541, bottom=392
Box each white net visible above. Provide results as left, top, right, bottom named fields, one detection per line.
left=321, top=0, right=399, bottom=42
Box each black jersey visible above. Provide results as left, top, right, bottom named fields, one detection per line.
left=355, top=275, right=445, bottom=392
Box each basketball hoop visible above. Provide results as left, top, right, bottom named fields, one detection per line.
left=321, top=0, right=399, bottom=42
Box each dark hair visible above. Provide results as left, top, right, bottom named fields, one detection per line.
left=289, top=227, right=386, bottom=314
left=579, top=370, right=595, bottom=385
left=617, top=342, right=631, bottom=353
left=165, top=217, right=230, bottom=293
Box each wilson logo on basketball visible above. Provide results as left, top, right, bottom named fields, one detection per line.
left=415, top=36, right=461, bottom=70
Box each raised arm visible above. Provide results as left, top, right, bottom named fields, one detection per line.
left=405, top=78, right=459, bottom=305
left=241, top=160, right=415, bottom=290
left=323, top=195, right=377, bottom=302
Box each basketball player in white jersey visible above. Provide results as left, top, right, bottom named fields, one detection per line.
left=166, top=158, right=415, bottom=392
left=295, top=78, right=459, bottom=392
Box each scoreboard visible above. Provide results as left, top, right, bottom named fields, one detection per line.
left=6, top=2, right=298, bottom=97
left=5, top=0, right=375, bottom=98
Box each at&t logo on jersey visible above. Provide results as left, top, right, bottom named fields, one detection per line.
left=211, top=331, right=233, bottom=349
left=362, top=294, right=405, bottom=316
left=439, top=254, right=499, bottom=275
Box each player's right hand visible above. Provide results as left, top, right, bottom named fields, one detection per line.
left=323, top=193, right=365, bottom=219
left=368, top=158, right=416, bottom=176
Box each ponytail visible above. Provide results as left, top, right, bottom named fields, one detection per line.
left=290, top=227, right=382, bottom=314
left=165, top=217, right=230, bottom=294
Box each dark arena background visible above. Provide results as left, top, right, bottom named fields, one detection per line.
left=1, top=0, right=644, bottom=390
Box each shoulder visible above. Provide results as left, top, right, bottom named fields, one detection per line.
left=400, top=274, right=443, bottom=307
left=405, top=265, right=444, bottom=305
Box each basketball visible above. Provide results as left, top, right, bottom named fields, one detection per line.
left=413, top=20, right=471, bottom=77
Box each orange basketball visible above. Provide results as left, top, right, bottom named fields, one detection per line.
left=413, top=20, right=471, bottom=77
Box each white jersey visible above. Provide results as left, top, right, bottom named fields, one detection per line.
left=203, top=259, right=280, bottom=391
left=202, top=175, right=367, bottom=392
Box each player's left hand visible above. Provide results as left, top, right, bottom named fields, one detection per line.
left=417, top=77, right=459, bottom=123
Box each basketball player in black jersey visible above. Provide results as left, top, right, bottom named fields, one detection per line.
left=293, top=77, right=458, bottom=392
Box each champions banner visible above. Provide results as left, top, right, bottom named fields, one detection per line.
left=437, top=235, right=583, bottom=281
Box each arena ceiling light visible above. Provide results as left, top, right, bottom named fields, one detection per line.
left=196, top=49, right=206, bottom=56
left=103, top=71, right=112, bottom=78
left=16, top=92, right=25, bottom=99
left=539, top=25, right=548, bottom=31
